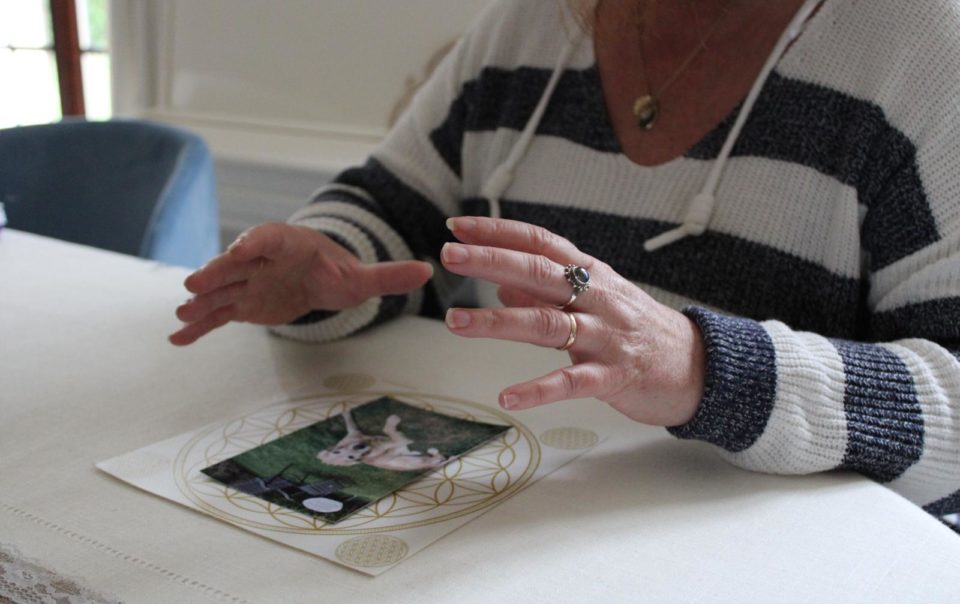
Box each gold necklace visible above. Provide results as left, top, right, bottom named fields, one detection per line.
left=633, top=1, right=733, bottom=130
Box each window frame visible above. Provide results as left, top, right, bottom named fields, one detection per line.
left=50, top=0, right=86, bottom=116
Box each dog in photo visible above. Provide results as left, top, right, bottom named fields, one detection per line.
left=317, top=410, right=448, bottom=471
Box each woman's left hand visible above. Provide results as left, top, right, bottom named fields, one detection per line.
left=441, top=216, right=706, bottom=427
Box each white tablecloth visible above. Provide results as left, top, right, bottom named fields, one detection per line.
left=2, top=229, right=958, bottom=603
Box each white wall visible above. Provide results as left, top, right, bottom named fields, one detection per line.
left=110, top=0, right=490, bottom=243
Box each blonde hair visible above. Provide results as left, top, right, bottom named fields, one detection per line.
left=388, top=39, right=458, bottom=128
left=390, top=0, right=623, bottom=127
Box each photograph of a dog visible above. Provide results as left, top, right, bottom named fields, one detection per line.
left=317, top=409, right=450, bottom=471
left=201, top=397, right=510, bottom=523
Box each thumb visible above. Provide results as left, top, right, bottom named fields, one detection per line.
left=356, top=260, right=434, bottom=299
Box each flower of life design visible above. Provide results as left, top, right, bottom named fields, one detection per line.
left=174, top=391, right=541, bottom=535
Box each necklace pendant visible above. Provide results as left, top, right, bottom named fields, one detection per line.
left=633, top=95, right=660, bottom=130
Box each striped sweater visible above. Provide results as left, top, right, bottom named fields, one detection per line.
left=274, top=0, right=960, bottom=520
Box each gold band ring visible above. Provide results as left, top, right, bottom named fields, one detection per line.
left=556, top=312, right=578, bottom=351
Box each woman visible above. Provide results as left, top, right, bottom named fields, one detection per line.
left=170, top=0, right=960, bottom=524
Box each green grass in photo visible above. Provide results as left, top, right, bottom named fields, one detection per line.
left=202, top=397, right=510, bottom=522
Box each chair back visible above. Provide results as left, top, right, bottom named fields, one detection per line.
left=0, top=119, right=219, bottom=268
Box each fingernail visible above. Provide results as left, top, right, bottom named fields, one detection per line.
left=441, top=242, right=468, bottom=263
left=227, top=236, right=245, bottom=252
left=500, top=393, right=519, bottom=409
left=447, top=217, right=476, bottom=232
left=445, top=308, right=470, bottom=329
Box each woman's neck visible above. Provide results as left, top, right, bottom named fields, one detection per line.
left=592, top=0, right=810, bottom=166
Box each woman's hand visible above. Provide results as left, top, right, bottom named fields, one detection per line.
left=169, top=223, right=433, bottom=346
left=442, top=216, right=705, bottom=427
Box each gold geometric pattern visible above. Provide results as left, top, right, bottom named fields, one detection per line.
left=538, top=427, right=599, bottom=450
left=335, top=535, right=408, bottom=568
left=174, top=389, right=541, bottom=536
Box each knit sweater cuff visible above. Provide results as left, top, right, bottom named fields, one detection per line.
left=667, top=307, right=778, bottom=453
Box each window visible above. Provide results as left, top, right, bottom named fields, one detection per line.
left=0, top=0, right=111, bottom=128
left=77, top=0, right=110, bottom=120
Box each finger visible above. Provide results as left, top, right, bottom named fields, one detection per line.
left=445, top=307, right=597, bottom=351
left=176, top=281, right=246, bottom=322
left=226, top=223, right=296, bottom=262
left=446, top=216, right=592, bottom=266
left=168, top=305, right=237, bottom=346
left=499, top=363, right=610, bottom=410
left=496, top=285, right=552, bottom=308
left=441, top=242, right=584, bottom=308
left=353, top=260, right=434, bottom=299
left=184, top=223, right=292, bottom=294
left=184, top=256, right=262, bottom=295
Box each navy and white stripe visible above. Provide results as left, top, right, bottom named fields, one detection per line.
left=832, top=340, right=925, bottom=483
left=282, top=0, right=960, bottom=520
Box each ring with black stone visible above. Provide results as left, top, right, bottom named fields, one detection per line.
left=556, top=264, right=590, bottom=309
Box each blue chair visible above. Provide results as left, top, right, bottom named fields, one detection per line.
left=0, top=119, right=219, bottom=268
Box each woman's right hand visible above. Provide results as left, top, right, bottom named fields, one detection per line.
left=168, top=223, right=434, bottom=346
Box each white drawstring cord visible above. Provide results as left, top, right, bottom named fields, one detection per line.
left=643, top=0, right=824, bottom=252
left=482, top=33, right=584, bottom=218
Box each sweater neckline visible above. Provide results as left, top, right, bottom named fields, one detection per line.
left=580, top=1, right=829, bottom=171
left=580, top=63, right=729, bottom=170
